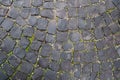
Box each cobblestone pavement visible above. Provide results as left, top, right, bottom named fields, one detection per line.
left=0, top=0, right=120, bottom=80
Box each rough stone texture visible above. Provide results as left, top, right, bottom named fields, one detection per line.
left=0, top=0, right=120, bottom=80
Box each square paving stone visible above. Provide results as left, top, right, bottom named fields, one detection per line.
left=40, top=43, right=52, bottom=57
left=102, top=13, right=112, bottom=26
left=58, top=19, right=68, bottom=31
left=32, top=0, right=43, bottom=7
left=23, top=27, right=34, bottom=37
left=19, top=37, right=30, bottom=49
left=43, top=2, right=54, bottom=9
left=1, top=63, right=14, bottom=76
left=13, top=71, right=27, bottom=80
left=0, top=8, right=8, bottom=17
left=46, top=34, right=55, bottom=43
left=30, top=40, right=41, bottom=51
left=47, top=20, right=56, bottom=34
left=1, top=37, right=16, bottom=53
left=30, top=7, right=40, bottom=16
left=82, top=63, right=92, bottom=73
left=56, top=31, right=68, bottom=42
left=38, top=58, right=49, bottom=68
left=109, top=23, right=120, bottom=34
left=114, top=60, right=120, bottom=70
left=44, top=70, right=57, bottom=80
left=69, top=31, right=81, bottom=42
left=28, top=16, right=37, bottom=26
left=56, top=9, right=67, bottom=19
left=110, top=9, right=120, bottom=21
left=1, top=18, right=14, bottom=31
left=96, top=40, right=105, bottom=50
left=101, top=61, right=112, bottom=71
left=22, top=0, right=31, bottom=7
left=20, top=61, right=33, bottom=74
left=0, top=29, right=7, bottom=39
left=94, top=16, right=105, bottom=27
left=59, top=73, right=70, bottom=80
left=60, top=52, right=72, bottom=60
left=74, top=42, right=85, bottom=51
left=100, top=71, right=113, bottom=80
left=8, top=55, right=21, bottom=68
left=0, top=70, right=8, bottom=80
left=102, top=27, right=111, bottom=36
left=20, top=8, right=30, bottom=19
left=66, top=0, right=80, bottom=7
left=82, top=30, right=93, bottom=40
left=40, top=9, right=54, bottom=19
left=67, top=18, right=78, bottom=30
left=61, top=60, right=73, bottom=72
left=37, top=18, right=48, bottom=30
left=49, top=61, right=59, bottom=71
left=105, top=47, right=119, bottom=60
left=0, top=0, right=12, bottom=6
left=94, top=27, right=104, bottom=39
left=35, top=30, right=46, bottom=41
left=10, top=26, right=22, bottom=39
left=32, top=68, right=43, bottom=80
left=0, top=17, right=4, bottom=24
left=68, top=8, right=77, bottom=17
left=8, top=8, right=19, bottom=19
left=78, top=8, right=87, bottom=18
left=78, top=18, right=87, bottom=29
left=0, top=52, right=7, bottom=64
left=55, top=1, right=67, bottom=9
left=52, top=50, right=60, bottom=61
left=16, top=16, right=26, bottom=26
left=25, top=52, right=37, bottom=64
left=63, top=42, right=73, bottom=51
left=92, top=63, right=100, bottom=72
left=13, top=47, right=26, bottom=59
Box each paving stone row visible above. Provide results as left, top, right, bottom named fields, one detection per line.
left=0, top=0, right=120, bottom=80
